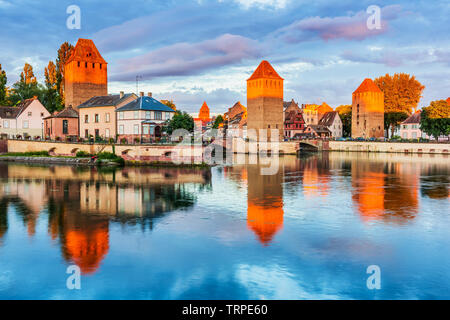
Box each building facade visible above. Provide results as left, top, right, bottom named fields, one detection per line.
left=351, top=79, right=384, bottom=139
left=43, top=106, right=79, bottom=140
left=284, top=110, right=305, bottom=139
left=194, top=101, right=212, bottom=132
left=116, top=94, right=175, bottom=143
left=318, top=111, right=343, bottom=138
left=0, top=97, right=50, bottom=139
left=78, top=92, right=137, bottom=140
left=247, top=60, right=284, bottom=141
left=65, top=39, right=108, bottom=109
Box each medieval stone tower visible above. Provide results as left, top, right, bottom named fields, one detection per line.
left=351, top=78, right=384, bottom=139
left=247, top=60, right=284, bottom=141
left=64, top=39, right=107, bottom=109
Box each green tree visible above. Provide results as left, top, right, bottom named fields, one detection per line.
left=375, top=73, right=425, bottom=136
left=0, top=64, right=7, bottom=105
left=43, top=61, right=63, bottom=113
left=420, top=100, right=450, bottom=140
left=212, top=115, right=224, bottom=129
left=165, top=111, right=194, bottom=134
left=335, top=105, right=352, bottom=137
left=56, top=42, right=74, bottom=106
left=10, top=63, right=45, bottom=105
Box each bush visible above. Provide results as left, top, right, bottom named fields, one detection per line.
left=7, top=151, right=49, bottom=157
left=120, top=138, right=127, bottom=144
left=134, top=137, right=140, bottom=144
left=76, top=151, right=92, bottom=157
left=97, top=152, right=118, bottom=160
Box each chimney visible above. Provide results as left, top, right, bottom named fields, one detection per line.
left=120, top=91, right=124, bottom=99
left=148, top=92, right=152, bottom=97
left=140, top=92, right=144, bottom=97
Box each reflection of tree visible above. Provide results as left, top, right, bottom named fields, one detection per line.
left=0, top=198, right=8, bottom=240
left=352, top=160, right=419, bottom=223
left=420, top=164, right=449, bottom=200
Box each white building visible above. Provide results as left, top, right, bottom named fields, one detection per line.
left=318, top=111, right=343, bottom=138
left=0, top=97, right=50, bottom=139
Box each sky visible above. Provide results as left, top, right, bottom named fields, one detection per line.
left=0, top=0, right=449, bottom=114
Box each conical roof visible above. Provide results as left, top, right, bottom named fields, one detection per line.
left=353, top=78, right=382, bottom=94
left=247, top=60, right=283, bottom=81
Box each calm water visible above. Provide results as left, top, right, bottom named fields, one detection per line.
left=0, top=152, right=449, bottom=299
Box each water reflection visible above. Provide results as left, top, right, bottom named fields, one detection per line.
left=0, top=165, right=212, bottom=274
left=0, top=152, right=448, bottom=294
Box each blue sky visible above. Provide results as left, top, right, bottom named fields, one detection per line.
left=0, top=0, right=449, bottom=113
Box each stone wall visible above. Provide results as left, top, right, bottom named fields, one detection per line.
left=329, top=141, right=449, bottom=154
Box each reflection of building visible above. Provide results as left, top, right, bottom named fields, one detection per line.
left=247, top=164, right=284, bottom=245
left=351, top=79, right=384, bottom=139
left=247, top=60, right=284, bottom=141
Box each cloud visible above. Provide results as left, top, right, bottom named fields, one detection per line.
left=234, top=0, right=289, bottom=9
left=341, top=48, right=450, bottom=67
left=272, top=5, right=403, bottom=43
left=110, top=34, right=262, bottom=81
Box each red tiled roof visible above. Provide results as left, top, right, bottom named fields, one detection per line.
left=402, top=111, right=421, bottom=124
left=353, top=78, right=382, bottom=94
left=247, top=60, right=283, bottom=81
left=66, top=38, right=107, bottom=64
left=447, top=97, right=450, bottom=105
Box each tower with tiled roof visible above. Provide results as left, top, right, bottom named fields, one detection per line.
left=247, top=60, right=284, bottom=141
left=351, top=78, right=384, bottom=138
left=64, top=39, right=108, bottom=109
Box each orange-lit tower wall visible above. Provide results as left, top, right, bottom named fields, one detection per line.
left=247, top=60, right=284, bottom=141
left=64, top=39, right=108, bottom=109
left=351, top=78, right=384, bottom=138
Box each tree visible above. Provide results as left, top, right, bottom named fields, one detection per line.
left=165, top=111, right=194, bottom=134
left=212, top=115, right=224, bottom=129
left=375, top=73, right=425, bottom=136
left=56, top=42, right=74, bottom=106
left=420, top=100, right=450, bottom=140
left=43, top=61, right=62, bottom=113
left=335, top=105, right=352, bottom=137
left=384, top=112, right=408, bottom=137
left=0, top=64, right=7, bottom=105
left=161, top=100, right=176, bottom=110
left=10, top=63, right=45, bottom=105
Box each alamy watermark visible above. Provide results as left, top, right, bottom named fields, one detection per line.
left=366, top=5, right=382, bottom=30
left=66, top=5, right=81, bottom=30
left=66, top=265, right=81, bottom=290
left=366, top=265, right=381, bottom=290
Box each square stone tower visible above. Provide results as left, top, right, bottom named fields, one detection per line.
left=351, top=78, right=384, bottom=139
left=64, top=39, right=107, bottom=109
left=247, top=60, right=284, bottom=141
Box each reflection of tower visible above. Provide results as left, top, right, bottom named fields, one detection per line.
left=352, top=160, right=419, bottom=223
left=247, top=164, right=284, bottom=245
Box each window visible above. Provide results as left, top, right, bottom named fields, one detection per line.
left=403, top=133, right=407, bottom=139
left=155, top=111, right=162, bottom=120
left=62, top=120, right=68, bottom=134
left=100, top=64, right=102, bottom=69
left=133, top=124, right=139, bottom=134
left=119, top=112, right=124, bottom=120
left=23, top=120, right=29, bottom=129
left=119, top=125, right=124, bottom=135
left=95, top=114, right=99, bottom=123
left=412, top=132, right=417, bottom=139
left=145, top=111, right=151, bottom=119
left=92, top=63, right=95, bottom=68
left=85, top=129, right=89, bottom=138
left=85, top=115, right=89, bottom=123
left=28, top=112, right=32, bottom=116
left=78, top=62, right=80, bottom=67
left=105, top=128, right=110, bottom=138
left=143, top=126, right=149, bottom=135
left=134, top=111, right=139, bottom=119
left=95, top=129, right=100, bottom=137
left=105, top=113, right=110, bottom=123
left=85, top=62, right=88, bottom=68
left=3, top=120, right=9, bottom=128
left=40, top=112, right=44, bottom=117
left=165, top=112, right=171, bottom=120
